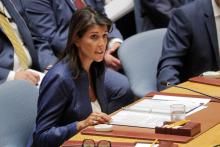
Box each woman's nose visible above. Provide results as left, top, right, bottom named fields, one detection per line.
left=98, top=38, right=107, bottom=47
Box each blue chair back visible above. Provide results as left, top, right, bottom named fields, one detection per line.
left=0, top=80, right=38, bottom=147
left=118, top=28, right=167, bottom=97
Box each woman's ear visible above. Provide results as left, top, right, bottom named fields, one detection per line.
left=74, top=37, right=80, bottom=48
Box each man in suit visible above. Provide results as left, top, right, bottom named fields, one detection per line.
left=140, top=0, right=188, bottom=31
left=0, top=0, right=40, bottom=84
left=157, top=0, right=220, bottom=90
left=21, top=0, right=123, bottom=71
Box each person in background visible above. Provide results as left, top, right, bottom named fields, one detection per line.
left=140, top=0, right=191, bottom=31
left=20, top=0, right=123, bottom=71
left=157, top=0, right=220, bottom=90
left=0, top=0, right=40, bottom=85
left=30, top=7, right=134, bottom=147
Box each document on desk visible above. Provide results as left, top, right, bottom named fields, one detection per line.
left=152, top=95, right=210, bottom=105
left=152, top=95, right=210, bottom=116
left=135, top=143, right=159, bottom=147
left=110, top=108, right=170, bottom=128
left=110, top=95, right=210, bottom=128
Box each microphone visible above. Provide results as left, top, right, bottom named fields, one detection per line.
left=160, top=81, right=220, bottom=101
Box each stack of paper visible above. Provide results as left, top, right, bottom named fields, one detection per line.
left=110, top=95, right=210, bottom=128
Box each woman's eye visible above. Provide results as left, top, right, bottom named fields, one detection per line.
left=103, top=34, right=108, bottom=39
left=91, top=35, right=98, bottom=40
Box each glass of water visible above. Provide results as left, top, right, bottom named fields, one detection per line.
left=170, top=104, right=186, bottom=121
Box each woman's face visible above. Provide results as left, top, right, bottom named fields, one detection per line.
left=76, top=25, right=108, bottom=65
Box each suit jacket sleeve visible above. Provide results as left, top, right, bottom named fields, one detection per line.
left=157, top=8, right=192, bottom=90
left=0, top=30, right=16, bottom=83
left=141, top=0, right=184, bottom=17
left=22, top=0, right=63, bottom=66
left=0, top=68, right=10, bottom=84
left=0, top=33, right=11, bottom=83
left=33, top=74, right=77, bottom=147
left=141, top=0, right=185, bottom=27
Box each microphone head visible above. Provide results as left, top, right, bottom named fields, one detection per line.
left=160, top=81, right=173, bottom=87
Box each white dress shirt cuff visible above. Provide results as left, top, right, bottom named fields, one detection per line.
left=6, top=71, right=16, bottom=81
left=108, top=38, right=123, bottom=49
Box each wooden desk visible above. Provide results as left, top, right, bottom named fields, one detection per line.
left=65, top=81, right=220, bottom=147
left=164, top=81, right=220, bottom=97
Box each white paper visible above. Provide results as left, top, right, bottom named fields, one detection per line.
left=186, top=106, right=207, bottom=116
left=129, top=99, right=204, bottom=114
left=111, top=110, right=170, bottom=128
left=152, top=95, right=210, bottom=105
left=110, top=95, right=210, bottom=128
left=104, top=0, right=134, bottom=21
left=135, top=143, right=159, bottom=147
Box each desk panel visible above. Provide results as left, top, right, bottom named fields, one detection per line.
left=66, top=124, right=220, bottom=147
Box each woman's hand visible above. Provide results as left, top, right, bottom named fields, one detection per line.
left=14, top=70, right=40, bottom=85
left=76, top=112, right=111, bottom=131
left=104, top=42, right=122, bottom=71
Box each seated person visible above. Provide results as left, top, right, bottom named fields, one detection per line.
left=20, top=0, right=123, bottom=71
left=0, top=0, right=40, bottom=85
left=140, top=0, right=190, bottom=31
left=30, top=7, right=134, bottom=147
left=157, top=0, right=220, bottom=90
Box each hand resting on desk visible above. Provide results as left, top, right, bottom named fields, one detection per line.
left=76, top=112, right=111, bottom=131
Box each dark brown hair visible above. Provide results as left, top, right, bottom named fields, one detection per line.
left=61, top=7, right=112, bottom=79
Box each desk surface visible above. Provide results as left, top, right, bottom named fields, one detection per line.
left=164, top=81, right=220, bottom=97
left=66, top=81, right=220, bottom=147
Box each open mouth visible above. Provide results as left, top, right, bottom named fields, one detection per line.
left=96, top=51, right=104, bottom=54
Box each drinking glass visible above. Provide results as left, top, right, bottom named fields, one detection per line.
left=170, top=104, right=186, bottom=121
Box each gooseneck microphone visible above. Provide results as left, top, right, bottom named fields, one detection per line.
left=160, top=81, right=220, bottom=100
